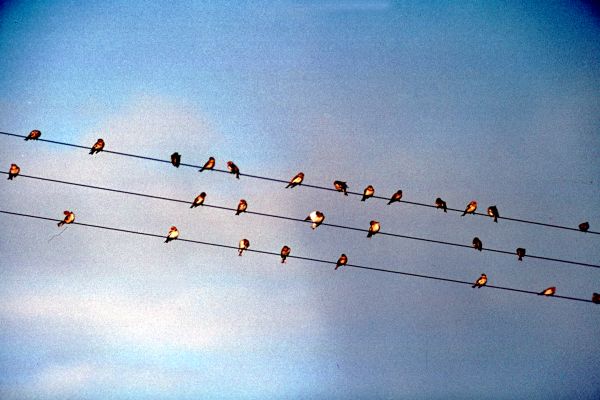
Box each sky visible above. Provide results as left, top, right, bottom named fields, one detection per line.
left=0, top=0, right=599, bottom=398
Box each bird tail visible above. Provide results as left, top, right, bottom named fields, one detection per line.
left=472, top=284, right=477, bottom=288
left=24, top=137, right=29, bottom=141
left=344, top=191, right=348, bottom=196
left=335, top=265, right=340, bottom=270
left=89, top=149, right=94, bottom=155
left=165, top=238, right=171, bottom=243
left=281, top=258, right=286, bottom=263
left=387, top=200, right=393, bottom=205
left=518, top=256, right=523, bottom=261
left=190, top=204, right=195, bottom=208
left=235, top=211, right=241, bottom=215
left=57, top=221, right=64, bottom=227
left=238, top=250, right=243, bottom=256
left=367, top=232, right=372, bottom=238
left=361, top=197, right=366, bottom=201
left=494, top=217, right=498, bottom=223
left=285, top=184, right=291, bottom=188
left=7, top=175, right=12, bottom=180
left=443, top=207, right=447, bottom=213
left=461, top=211, right=466, bottom=216
left=236, top=173, right=240, bottom=179
left=199, top=167, right=205, bottom=172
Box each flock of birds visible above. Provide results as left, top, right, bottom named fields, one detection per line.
left=6, top=130, right=599, bottom=302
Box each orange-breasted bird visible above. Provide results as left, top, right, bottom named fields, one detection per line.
left=89, top=138, right=105, bottom=155
left=361, top=185, right=375, bottom=201
left=57, top=210, right=75, bottom=227
left=333, top=180, right=349, bottom=195
left=227, top=161, right=240, bottom=179
left=367, top=220, right=380, bottom=238
left=190, top=192, right=206, bottom=208
left=472, top=237, right=482, bottom=251
left=199, top=157, right=215, bottom=172
left=238, top=239, right=250, bottom=256
left=305, top=211, right=325, bottom=230
left=335, top=254, right=348, bottom=270
left=592, top=293, right=600, bottom=304
left=165, top=226, right=179, bottom=243
left=579, top=222, right=589, bottom=232
left=388, top=190, right=403, bottom=205
left=236, top=199, right=248, bottom=215
left=487, top=205, right=499, bottom=223
left=171, top=152, right=181, bottom=167
left=435, top=197, right=447, bottom=212
left=280, top=245, right=291, bottom=263
left=472, top=273, right=487, bottom=288
left=286, top=172, right=304, bottom=188
left=25, top=129, right=41, bottom=141
left=7, top=163, right=20, bottom=180
left=516, top=247, right=526, bottom=261
left=462, top=200, right=477, bottom=216
left=539, top=287, right=556, bottom=296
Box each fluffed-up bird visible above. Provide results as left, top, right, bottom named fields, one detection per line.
left=472, top=237, right=482, bottom=251
left=361, top=185, right=375, bottom=201
left=516, top=247, right=526, bottom=261
left=190, top=192, right=206, bottom=208
left=7, top=163, right=20, bottom=180
left=367, top=220, right=380, bottom=238
left=57, top=210, right=75, bottom=227
left=305, top=211, right=325, bottom=229
left=236, top=199, right=248, bottom=215
left=487, top=205, right=499, bottom=223
left=462, top=200, right=477, bottom=216
left=171, top=152, right=181, bottom=167
left=89, top=138, right=105, bottom=155
left=592, top=293, right=600, bottom=304
left=199, top=157, right=215, bottom=172
left=286, top=172, right=304, bottom=188
left=280, top=245, right=291, bottom=263
left=435, top=197, right=447, bottom=212
left=238, top=239, right=250, bottom=256
left=579, top=222, right=590, bottom=232
left=539, top=287, right=556, bottom=296
left=25, top=129, right=41, bottom=141
left=472, top=273, right=487, bottom=288
left=227, top=161, right=240, bottom=179
left=333, top=180, right=348, bottom=195
left=165, top=226, right=179, bottom=243
left=388, top=190, right=403, bottom=205
left=335, top=254, right=348, bottom=270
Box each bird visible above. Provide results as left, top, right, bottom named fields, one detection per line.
left=171, top=152, right=181, bottom=167
left=472, top=273, right=487, bottom=288
left=7, top=163, right=20, bottom=180
left=199, top=157, right=215, bottom=172
left=579, top=222, right=589, bottom=232
left=190, top=192, right=206, bottom=208
left=335, top=254, right=348, bottom=270
left=538, top=287, right=556, bottom=296
left=516, top=247, right=526, bottom=261
left=388, top=190, right=403, bottom=205
left=57, top=210, right=75, bottom=227
left=472, top=237, right=482, bottom=251
left=592, top=293, right=600, bottom=304
left=165, top=226, right=179, bottom=243
left=367, top=220, right=380, bottom=238
left=227, top=161, right=240, bottom=179
left=333, top=180, right=349, bottom=195
left=236, top=199, right=248, bottom=215
left=286, top=172, right=304, bottom=188
left=435, top=197, right=447, bottom=212
left=238, top=239, right=250, bottom=256
left=305, top=211, right=325, bottom=230
left=361, top=185, right=375, bottom=201
left=280, top=245, right=291, bottom=263
left=487, top=205, right=499, bottom=223
left=89, top=138, right=105, bottom=155
left=462, top=200, right=477, bottom=216
left=25, top=129, right=41, bottom=141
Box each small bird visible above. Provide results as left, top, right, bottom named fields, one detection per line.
left=165, top=226, right=179, bottom=243
left=305, top=211, right=325, bottom=230
left=238, top=238, right=250, bottom=256
left=579, top=222, right=590, bottom=232
left=7, top=163, right=20, bottom=180
left=199, top=157, right=215, bottom=172
left=539, top=287, right=556, bottom=296
left=462, top=200, right=477, bottom=216
left=236, top=199, right=248, bottom=215
left=280, top=245, right=291, bottom=263
left=57, top=210, right=75, bottom=227
left=388, top=190, right=403, bottom=205
left=335, top=254, right=348, bottom=270
left=333, top=180, right=349, bottom=195
left=516, top=247, right=526, bottom=261
left=361, top=185, right=375, bottom=201
left=367, top=220, right=380, bottom=238
left=89, top=138, right=105, bottom=155
left=286, top=172, right=304, bottom=188
left=227, top=161, right=240, bottom=179
left=487, top=205, right=499, bottom=223
left=435, top=197, right=447, bottom=212
left=190, top=192, right=206, bottom=208
left=472, top=237, right=482, bottom=251
left=25, top=129, right=41, bottom=141
left=171, top=152, right=181, bottom=167
left=472, top=273, right=487, bottom=288
left=592, top=293, right=600, bottom=304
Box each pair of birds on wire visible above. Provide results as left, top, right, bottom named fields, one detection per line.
left=471, top=237, right=527, bottom=261
left=471, top=273, right=556, bottom=296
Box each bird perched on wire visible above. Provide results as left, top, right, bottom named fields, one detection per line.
left=280, top=245, right=291, bottom=263
left=199, top=157, right=215, bottom=172
left=305, top=211, right=325, bottom=230
left=227, top=161, right=240, bottom=179
left=462, top=201, right=477, bottom=216
left=190, top=192, right=206, bottom=208
left=333, top=180, right=348, bottom=195
left=487, top=205, right=499, bottom=223
left=539, top=287, right=556, bottom=296
left=235, top=199, right=248, bottom=215
left=335, top=254, right=348, bottom=270
left=238, top=239, right=250, bottom=256
left=165, top=226, right=179, bottom=243
left=367, top=220, right=380, bottom=238
left=388, top=190, right=403, bottom=205
left=579, top=222, right=589, bottom=232
left=286, top=172, right=304, bottom=188
left=592, top=293, right=600, bottom=304
left=25, top=129, right=41, bottom=141
left=435, top=197, right=447, bottom=212
left=516, top=247, right=526, bottom=261
left=361, top=185, right=375, bottom=201
left=171, top=152, right=181, bottom=167
left=472, top=273, right=487, bottom=288
left=7, top=163, right=20, bottom=180
left=89, top=138, right=105, bottom=155
left=472, top=237, right=482, bottom=251
left=57, top=210, right=75, bottom=227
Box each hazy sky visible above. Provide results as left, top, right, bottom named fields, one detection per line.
left=1, top=1, right=599, bottom=399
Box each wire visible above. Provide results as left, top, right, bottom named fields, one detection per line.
left=3, top=171, right=599, bottom=270
left=0, top=209, right=594, bottom=304
left=2, top=130, right=596, bottom=235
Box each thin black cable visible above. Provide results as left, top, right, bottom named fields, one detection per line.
left=2, top=130, right=596, bottom=235
left=0, top=209, right=593, bottom=304
left=3, top=171, right=599, bottom=270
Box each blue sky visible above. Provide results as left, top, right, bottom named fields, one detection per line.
left=1, top=1, right=599, bottom=398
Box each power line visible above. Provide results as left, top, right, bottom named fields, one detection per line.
left=2, top=130, right=596, bottom=235
left=3, top=171, right=599, bottom=270
left=0, top=209, right=594, bottom=304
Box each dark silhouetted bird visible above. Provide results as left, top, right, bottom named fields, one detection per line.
left=7, top=163, right=20, bottom=180
left=388, top=190, right=403, bottom=205
left=435, top=197, right=447, bottom=212
left=227, top=161, right=240, bottom=179
left=592, top=293, right=600, bottom=304
left=57, top=210, right=75, bottom=227
left=286, top=172, right=304, bottom=188
left=236, top=199, right=247, bottom=215
left=472, top=237, right=482, bottom=251
left=516, top=247, right=526, bottom=261
left=199, top=157, right=215, bottom=172
left=472, top=273, right=487, bottom=288
left=333, top=180, right=348, bottom=195
left=361, top=185, right=375, bottom=201
left=539, top=287, right=556, bottom=296
left=280, top=245, right=291, bottom=263
left=335, top=254, right=348, bottom=270
left=89, top=138, right=105, bottom=155
left=171, top=152, right=181, bottom=167
left=487, top=205, right=499, bottom=223
left=462, top=200, right=477, bottom=216
left=367, top=220, right=380, bottom=238
left=238, top=239, right=250, bottom=256
left=579, top=222, right=589, bottom=232
left=25, top=129, right=41, bottom=141
left=190, top=192, right=206, bottom=208
left=165, top=226, right=179, bottom=243
left=305, top=211, right=325, bottom=229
